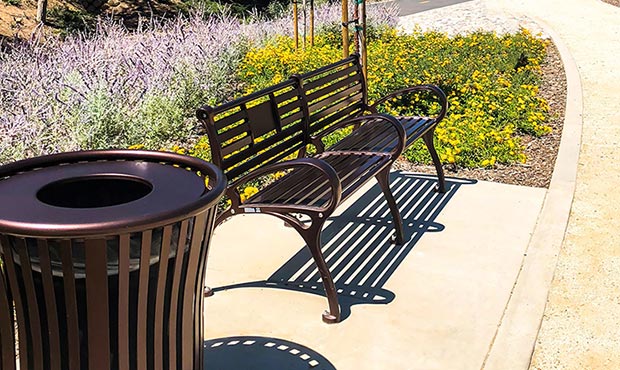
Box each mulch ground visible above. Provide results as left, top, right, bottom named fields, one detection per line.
left=601, top=0, right=620, bottom=6
left=394, top=41, right=568, bottom=189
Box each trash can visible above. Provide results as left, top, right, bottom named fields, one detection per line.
left=0, top=150, right=226, bottom=370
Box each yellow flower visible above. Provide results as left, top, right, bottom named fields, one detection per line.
left=243, top=186, right=259, bottom=198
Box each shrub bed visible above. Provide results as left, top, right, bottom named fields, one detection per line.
left=237, top=27, right=551, bottom=168
left=0, top=2, right=551, bottom=172
left=0, top=3, right=396, bottom=164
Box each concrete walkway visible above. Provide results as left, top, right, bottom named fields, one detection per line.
left=202, top=1, right=619, bottom=369
left=481, top=0, right=620, bottom=369
left=204, top=174, right=547, bottom=369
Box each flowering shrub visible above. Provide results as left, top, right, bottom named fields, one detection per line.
left=0, top=2, right=397, bottom=165
left=237, top=27, right=551, bottom=168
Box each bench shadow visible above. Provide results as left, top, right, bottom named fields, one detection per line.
left=212, top=171, right=476, bottom=321
left=203, top=336, right=336, bottom=370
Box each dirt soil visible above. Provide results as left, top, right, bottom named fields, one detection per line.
left=394, top=41, right=567, bottom=189
left=601, top=0, right=620, bottom=6
left=0, top=0, right=183, bottom=42
left=0, top=0, right=40, bottom=41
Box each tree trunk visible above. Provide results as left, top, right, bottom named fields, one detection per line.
left=36, top=0, right=48, bottom=23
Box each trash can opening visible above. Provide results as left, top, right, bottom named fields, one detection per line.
left=37, top=175, right=153, bottom=208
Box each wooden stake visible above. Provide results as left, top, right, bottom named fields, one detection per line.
left=303, top=0, right=307, bottom=49
left=310, top=0, right=315, bottom=46
left=293, top=0, right=299, bottom=50
left=36, top=0, right=48, bottom=23
left=361, top=0, right=367, bottom=78
left=342, top=0, right=349, bottom=58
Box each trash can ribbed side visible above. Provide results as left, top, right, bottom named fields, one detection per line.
left=0, top=150, right=226, bottom=370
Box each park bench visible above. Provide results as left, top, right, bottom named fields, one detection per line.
left=297, top=53, right=448, bottom=193
left=196, top=54, right=448, bottom=323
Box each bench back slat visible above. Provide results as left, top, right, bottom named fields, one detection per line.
left=299, top=54, right=368, bottom=137
left=198, top=79, right=307, bottom=183
left=303, top=64, right=359, bottom=92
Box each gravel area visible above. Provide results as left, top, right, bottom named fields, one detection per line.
left=396, top=0, right=567, bottom=189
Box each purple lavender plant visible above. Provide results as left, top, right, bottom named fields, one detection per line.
left=0, top=2, right=398, bottom=164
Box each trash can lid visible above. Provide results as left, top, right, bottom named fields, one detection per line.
left=0, top=151, right=224, bottom=238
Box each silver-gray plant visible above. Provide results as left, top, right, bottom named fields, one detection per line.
left=0, top=2, right=397, bottom=164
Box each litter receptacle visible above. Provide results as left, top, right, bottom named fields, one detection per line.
left=0, top=150, right=226, bottom=370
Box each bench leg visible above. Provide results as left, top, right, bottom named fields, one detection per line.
left=376, top=167, right=405, bottom=245
left=422, top=129, right=447, bottom=193
left=300, top=221, right=341, bottom=324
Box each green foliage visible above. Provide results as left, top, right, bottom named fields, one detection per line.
left=46, top=7, right=95, bottom=35
left=178, top=0, right=290, bottom=17
left=236, top=27, right=551, bottom=168
left=2, top=0, right=21, bottom=7
left=178, top=0, right=248, bottom=17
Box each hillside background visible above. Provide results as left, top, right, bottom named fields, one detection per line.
left=0, top=0, right=284, bottom=42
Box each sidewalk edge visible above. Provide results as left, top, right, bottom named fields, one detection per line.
left=481, top=17, right=583, bottom=370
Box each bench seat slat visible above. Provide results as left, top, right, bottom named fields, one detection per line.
left=399, top=116, right=437, bottom=147
left=249, top=167, right=331, bottom=208
left=327, top=119, right=397, bottom=153
left=320, top=152, right=390, bottom=201
left=246, top=152, right=390, bottom=209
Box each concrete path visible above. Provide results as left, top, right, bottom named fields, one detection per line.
left=202, top=1, right=619, bottom=368
left=204, top=174, right=547, bottom=369
left=396, top=0, right=473, bottom=16
left=480, top=0, right=620, bottom=369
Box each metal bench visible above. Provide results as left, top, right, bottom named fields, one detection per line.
left=196, top=55, right=448, bottom=323
left=297, top=54, right=448, bottom=192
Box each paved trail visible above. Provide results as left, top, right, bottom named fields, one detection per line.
left=396, top=0, right=473, bottom=15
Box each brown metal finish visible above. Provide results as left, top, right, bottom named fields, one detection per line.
left=0, top=258, right=15, bottom=370
left=60, top=240, right=80, bottom=370
left=117, top=233, right=130, bottom=370
left=84, top=238, right=110, bottom=370
left=15, top=238, right=44, bottom=370
left=37, top=239, right=61, bottom=370
left=168, top=219, right=189, bottom=370
left=154, top=225, right=172, bottom=370
left=137, top=230, right=151, bottom=370
left=299, top=57, right=448, bottom=193
left=197, top=79, right=307, bottom=184
left=0, top=237, right=29, bottom=370
left=0, top=150, right=226, bottom=370
left=197, top=54, right=447, bottom=323
left=197, top=68, right=410, bottom=323
left=369, top=84, right=448, bottom=193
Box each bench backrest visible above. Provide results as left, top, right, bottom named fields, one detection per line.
left=298, top=54, right=368, bottom=138
left=197, top=79, right=307, bottom=184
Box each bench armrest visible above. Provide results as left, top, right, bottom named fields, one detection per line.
left=310, top=113, right=407, bottom=159
left=217, top=158, right=343, bottom=224
left=369, top=84, right=448, bottom=123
